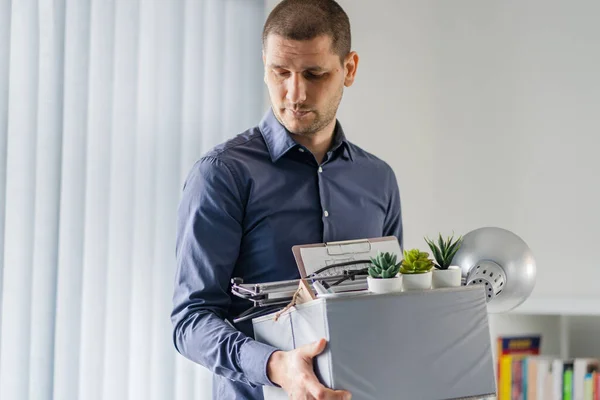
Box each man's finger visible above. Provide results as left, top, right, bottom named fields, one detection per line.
left=301, top=338, right=327, bottom=358
left=305, top=376, right=332, bottom=399
left=305, top=376, right=350, bottom=400
left=335, top=390, right=352, bottom=400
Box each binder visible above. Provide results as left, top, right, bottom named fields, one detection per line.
left=292, top=235, right=402, bottom=278
left=230, top=236, right=402, bottom=323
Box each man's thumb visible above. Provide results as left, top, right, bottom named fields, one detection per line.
left=303, top=338, right=327, bottom=358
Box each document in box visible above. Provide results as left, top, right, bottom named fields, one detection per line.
left=293, top=236, right=402, bottom=277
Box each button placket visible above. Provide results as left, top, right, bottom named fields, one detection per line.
left=317, top=163, right=329, bottom=237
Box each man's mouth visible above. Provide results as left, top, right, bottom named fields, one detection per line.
left=287, top=109, right=311, bottom=118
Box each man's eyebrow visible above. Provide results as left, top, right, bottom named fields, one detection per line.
left=268, top=64, right=326, bottom=72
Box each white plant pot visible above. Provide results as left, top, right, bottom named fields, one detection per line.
left=432, top=266, right=462, bottom=289
left=401, top=271, right=432, bottom=290
left=367, top=275, right=403, bottom=294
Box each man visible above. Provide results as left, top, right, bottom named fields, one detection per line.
left=171, top=0, right=402, bottom=399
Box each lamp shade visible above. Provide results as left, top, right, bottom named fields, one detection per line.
left=452, top=227, right=536, bottom=313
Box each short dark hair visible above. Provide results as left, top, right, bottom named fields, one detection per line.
left=262, top=0, right=351, bottom=61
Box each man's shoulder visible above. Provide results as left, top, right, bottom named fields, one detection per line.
left=202, top=126, right=266, bottom=163
left=183, top=126, right=268, bottom=185
left=184, top=127, right=268, bottom=193
left=347, top=141, right=396, bottom=176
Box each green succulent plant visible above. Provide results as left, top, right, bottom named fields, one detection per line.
left=368, top=251, right=401, bottom=279
left=399, top=249, right=434, bottom=274
left=424, top=232, right=463, bottom=270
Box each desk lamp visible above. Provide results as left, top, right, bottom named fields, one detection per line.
left=452, top=227, right=536, bottom=313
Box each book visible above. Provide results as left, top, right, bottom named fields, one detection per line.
left=584, top=372, right=594, bottom=400
left=574, top=359, right=599, bottom=400
left=497, top=335, right=542, bottom=358
left=499, top=355, right=512, bottom=400
left=496, top=335, right=542, bottom=400
left=513, top=356, right=524, bottom=400
left=564, top=361, right=574, bottom=400
left=526, top=357, right=536, bottom=400
left=527, top=356, right=555, bottom=400
left=553, top=359, right=565, bottom=400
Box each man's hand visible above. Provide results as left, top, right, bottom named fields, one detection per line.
left=267, top=338, right=352, bottom=400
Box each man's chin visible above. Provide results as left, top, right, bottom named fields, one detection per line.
left=283, top=120, right=317, bottom=136
left=279, top=115, right=313, bottom=134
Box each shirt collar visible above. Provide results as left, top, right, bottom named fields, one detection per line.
left=259, top=108, right=298, bottom=163
left=259, top=108, right=354, bottom=163
left=331, top=120, right=354, bottom=162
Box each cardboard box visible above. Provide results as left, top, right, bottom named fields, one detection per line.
left=253, top=285, right=496, bottom=400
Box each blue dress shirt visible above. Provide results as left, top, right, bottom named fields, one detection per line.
left=171, top=108, right=403, bottom=399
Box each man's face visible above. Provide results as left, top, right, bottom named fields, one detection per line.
left=263, top=34, right=357, bottom=136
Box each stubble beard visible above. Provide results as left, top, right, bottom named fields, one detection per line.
left=274, top=86, right=343, bottom=137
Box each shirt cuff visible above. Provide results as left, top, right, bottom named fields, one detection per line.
left=239, top=339, right=280, bottom=387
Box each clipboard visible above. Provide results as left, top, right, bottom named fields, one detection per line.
left=292, top=236, right=402, bottom=278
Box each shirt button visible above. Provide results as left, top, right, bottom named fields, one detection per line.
left=298, top=148, right=305, bottom=152
left=318, top=166, right=323, bottom=173
left=324, top=210, right=329, bottom=217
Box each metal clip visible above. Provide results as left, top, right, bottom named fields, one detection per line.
left=325, top=238, right=372, bottom=255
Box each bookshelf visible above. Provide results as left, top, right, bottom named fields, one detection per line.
left=505, top=295, right=600, bottom=359
left=489, top=297, right=600, bottom=359
left=507, top=296, right=600, bottom=359
left=487, top=297, right=600, bottom=399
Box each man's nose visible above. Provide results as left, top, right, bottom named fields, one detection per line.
left=286, top=73, right=307, bottom=105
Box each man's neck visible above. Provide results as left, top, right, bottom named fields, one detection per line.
left=292, top=119, right=337, bottom=165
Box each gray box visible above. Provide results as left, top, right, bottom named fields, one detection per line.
left=253, top=285, right=496, bottom=400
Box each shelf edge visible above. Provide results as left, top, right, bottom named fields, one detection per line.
left=508, top=296, right=600, bottom=316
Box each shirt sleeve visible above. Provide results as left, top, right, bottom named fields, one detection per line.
left=171, top=156, right=279, bottom=388
left=383, top=166, right=403, bottom=250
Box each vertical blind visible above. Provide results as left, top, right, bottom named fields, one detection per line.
left=0, top=1, right=266, bottom=399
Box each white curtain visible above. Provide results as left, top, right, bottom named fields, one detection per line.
left=0, top=1, right=266, bottom=399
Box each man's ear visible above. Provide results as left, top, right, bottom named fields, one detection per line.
left=343, top=51, right=359, bottom=87
left=262, top=51, right=267, bottom=84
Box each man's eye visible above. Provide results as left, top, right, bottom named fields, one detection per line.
left=305, top=72, right=324, bottom=79
left=275, top=70, right=289, bottom=77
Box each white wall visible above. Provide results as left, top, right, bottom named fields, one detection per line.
left=265, top=0, right=600, bottom=299
left=568, top=316, right=600, bottom=358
